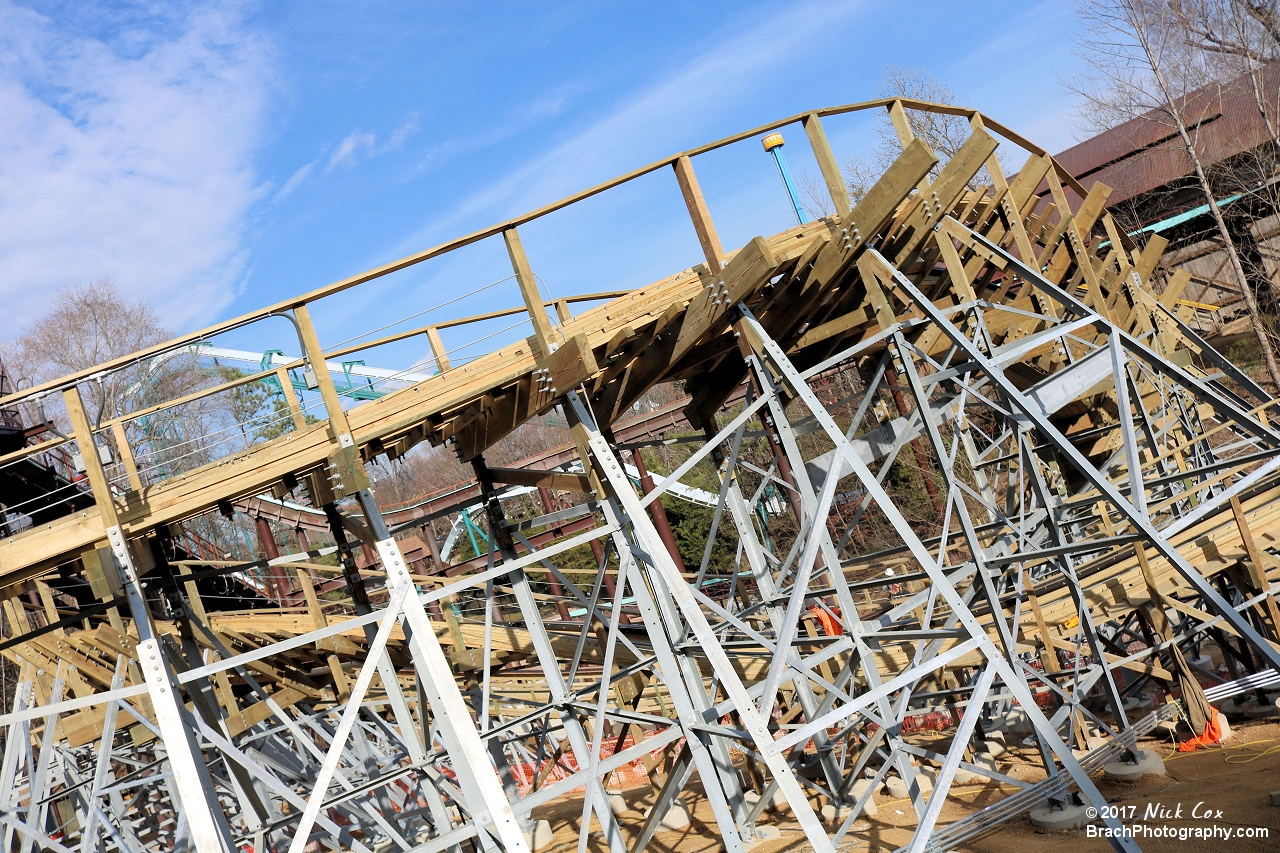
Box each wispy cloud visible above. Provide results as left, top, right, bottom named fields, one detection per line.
left=321, top=114, right=420, bottom=175
left=0, top=1, right=274, bottom=335
left=327, top=130, right=377, bottom=169
left=274, top=160, right=315, bottom=200
left=392, top=0, right=865, bottom=255
left=386, top=113, right=421, bottom=151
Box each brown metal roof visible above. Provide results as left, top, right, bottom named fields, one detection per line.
left=1054, top=61, right=1280, bottom=205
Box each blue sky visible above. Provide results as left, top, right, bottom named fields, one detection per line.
left=0, top=0, right=1090, bottom=373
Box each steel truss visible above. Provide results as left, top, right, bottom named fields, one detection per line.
left=4, top=109, right=1280, bottom=853
left=3, top=219, right=1279, bottom=853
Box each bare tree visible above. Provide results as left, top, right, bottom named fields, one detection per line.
left=11, top=278, right=173, bottom=422
left=1072, top=0, right=1280, bottom=389
left=8, top=280, right=245, bottom=490
left=1166, top=2, right=1280, bottom=144
left=836, top=66, right=986, bottom=207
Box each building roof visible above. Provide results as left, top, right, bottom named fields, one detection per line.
left=1054, top=61, right=1280, bottom=206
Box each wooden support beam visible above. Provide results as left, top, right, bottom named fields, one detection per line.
left=63, top=388, right=119, bottom=527
left=1231, top=495, right=1280, bottom=639
left=672, top=155, right=724, bottom=274
left=802, top=112, right=850, bottom=216
left=110, top=422, right=144, bottom=493
left=295, top=303, right=369, bottom=498
left=553, top=299, right=572, bottom=324
left=426, top=326, right=451, bottom=373
left=275, top=367, right=307, bottom=431
left=504, top=226, right=557, bottom=355
left=485, top=468, right=591, bottom=492
left=888, top=100, right=932, bottom=197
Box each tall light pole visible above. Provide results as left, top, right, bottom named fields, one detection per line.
left=763, top=132, right=807, bottom=225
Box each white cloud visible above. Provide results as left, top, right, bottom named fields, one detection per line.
left=326, top=130, right=377, bottom=170
left=0, top=1, right=273, bottom=335
left=385, top=113, right=421, bottom=151
left=323, top=115, right=419, bottom=174
left=393, top=0, right=866, bottom=253
left=274, top=159, right=315, bottom=200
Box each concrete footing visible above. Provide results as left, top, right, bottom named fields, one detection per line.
left=885, top=771, right=932, bottom=799
left=524, top=819, right=554, bottom=851
left=1103, top=748, right=1166, bottom=781
left=644, top=796, right=691, bottom=830
left=743, top=824, right=782, bottom=849
left=744, top=788, right=788, bottom=811
left=847, top=779, right=880, bottom=816
left=1029, top=803, right=1091, bottom=830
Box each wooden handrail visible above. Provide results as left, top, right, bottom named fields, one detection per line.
left=0, top=98, right=1071, bottom=409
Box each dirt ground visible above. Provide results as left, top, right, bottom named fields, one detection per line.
left=530, top=720, right=1280, bottom=853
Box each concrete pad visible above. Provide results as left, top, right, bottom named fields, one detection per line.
left=984, top=739, right=1008, bottom=758
left=1243, top=698, right=1280, bottom=720
left=820, top=803, right=841, bottom=823
left=607, top=791, right=628, bottom=817
left=1103, top=748, right=1166, bottom=781
left=661, top=797, right=691, bottom=830
left=644, top=797, right=691, bottom=830
left=886, top=772, right=931, bottom=799
left=973, top=752, right=998, bottom=772
left=523, top=819, right=554, bottom=851
left=850, top=779, right=880, bottom=817
left=743, top=824, right=782, bottom=849
left=1029, top=804, right=1091, bottom=830
left=885, top=776, right=909, bottom=799
left=1270, top=790, right=1280, bottom=807
left=1003, top=709, right=1033, bottom=735
left=744, top=788, right=788, bottom=811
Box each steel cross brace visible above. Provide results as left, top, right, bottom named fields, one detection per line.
left=896, top=229, right=1280, bottom=674
left=735, top=306, right=1141, bottom=853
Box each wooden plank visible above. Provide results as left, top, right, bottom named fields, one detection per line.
left=275, top=367, right=307, bottom=431
left=1041, top=178, right=1113, bottom=284
left=426, top=326, right=451, bottom=372
left=505, top=226, right=557, bottom=356
left=224, top=687, right=306, bottom=738
left=802, top=112, right=851, bottom=216
left=672, top=155, right=725, bottom=274
left=111, top=422, right=144, bottom=493
left=543, top=333, right=600, bottom=394
left=885, top=128, right=999, bottom=266
left=486, top=468, right=591, bottom=492
left=671, top=237, right=779, bottom=364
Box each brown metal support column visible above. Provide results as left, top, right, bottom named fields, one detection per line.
left=470, top=457, right=508, bottom=625
left=760, top=411, right=807, bottom=525
left=589, top=537, right=627, bottom=623
left=630, top=449, right=687, bottom=572
left=536, top=487, right=573, bottom=621
left=420, top=522, right=446, bottom=620
left=883, top=366, right=944, bottom=517
left=254, top=516, right=287, bottom=602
